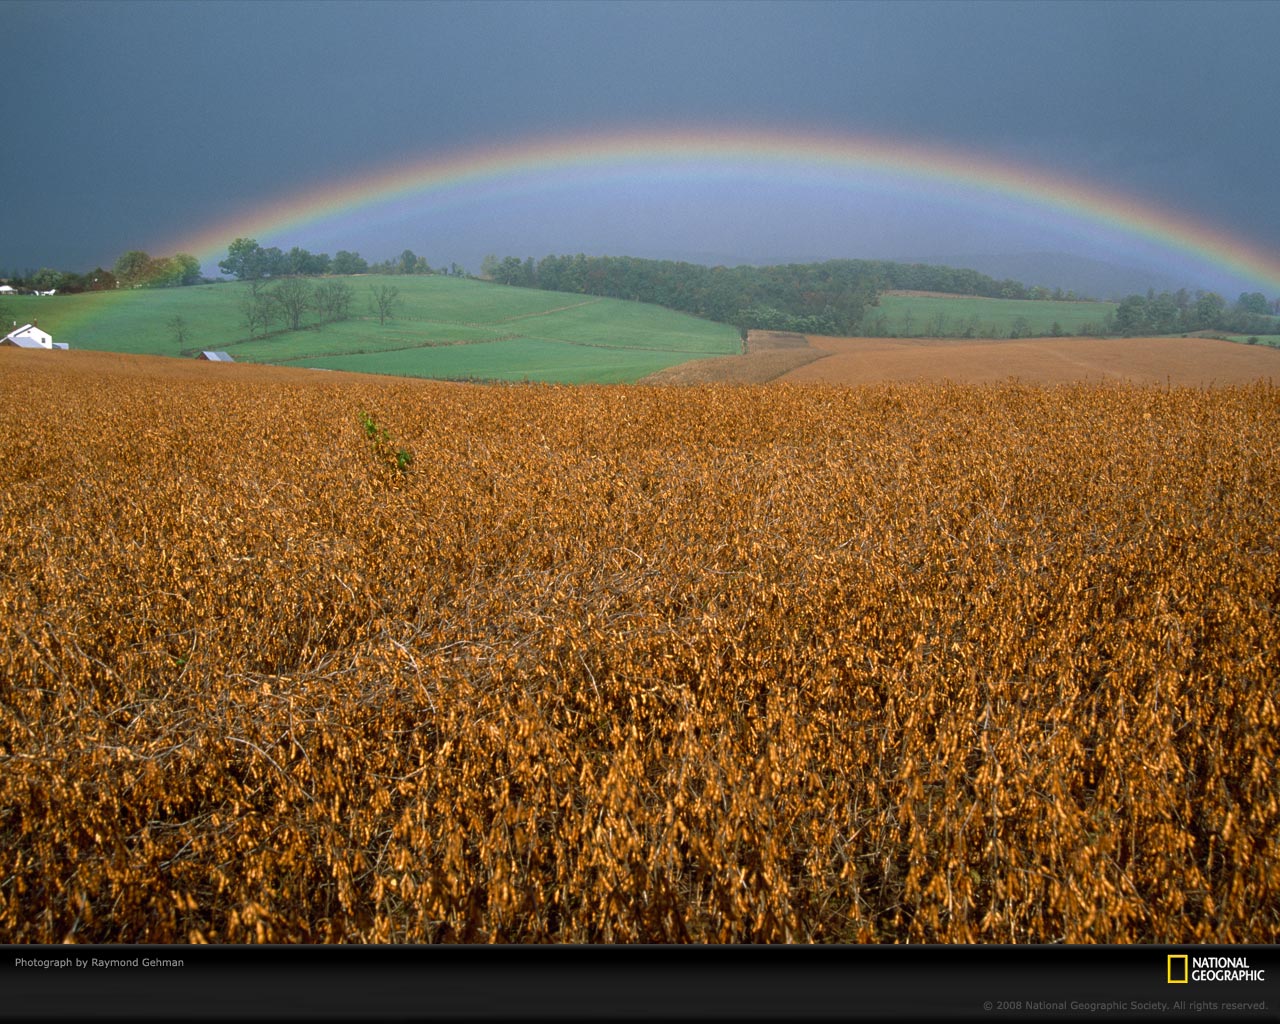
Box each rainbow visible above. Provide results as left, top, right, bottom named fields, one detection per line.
left=165, top=127, right=1280, bottom=291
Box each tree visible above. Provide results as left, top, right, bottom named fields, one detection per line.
left=286, top=246, right=330, bottom=276
left=166, top=315, right=190, bottom=347
left=495, top=256, right=525, bottom=285
left=1193, top=292, right=1226, bottom=330
left=239, top=280, right=275, bottom=337
left=331, top=250, right=368, bottom=276
left=314, top=280, right=353, bottom=325
left=399, top=249, right=419, bottom=275
left=1148, top=291, right=1179, bottom=334
left=169, top=253, right=202, bottom=286
left=219, top=238, right=265, bottom=280
left=56, top=272, right=89, bottom=294
left=1114, top=295, right=1149, bottom=335
left=114, top=250, right=152, bottom=287
left=270, top=277, right=312, bottom=331
left=369, top=283, right=400, bottom=326
left=259, top=247, right=288, bottom=279
left=1237, top=291, right=1270, bottom=315
left=148, top=253, right=202, bottom=288
left=31, top=268, right=64, bottom=291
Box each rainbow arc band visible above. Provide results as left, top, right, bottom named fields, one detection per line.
left=160, top=128, right=1280, bottom=293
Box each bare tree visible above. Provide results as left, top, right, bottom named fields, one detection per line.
left=166, top=315, right=189, bottom=347
left=270, top=277, right=313, bottom=331
left=314, top=280, right=354, bottom=326
left=369, top=283, right=400, bottom=326
left=239, top=279, right=275, bottom=337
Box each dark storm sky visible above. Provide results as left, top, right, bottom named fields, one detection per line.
left=4, top=0, right=1278, bottom=292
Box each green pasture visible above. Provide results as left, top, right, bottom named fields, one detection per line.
left=866, top=294, right=1118, bottom=338
left=229, top=320, right=507, bottom=363
left=3, top=276, right=741, bottom=383
left=515, top=298, right=738, bottom=353
left=5, top=286, right=241, bottom=355
left=301, top=338, right=695, bottom=383
left=1220, top=334, right=1280, bottom=349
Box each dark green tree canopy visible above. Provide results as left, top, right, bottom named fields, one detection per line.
left=218, top=238, right=266, bottom=280
left=113, top=250, right=153, bottom=287
left=331, top=250, right=368, bottom=275
left=1237, top=291, right=1270, bottom=315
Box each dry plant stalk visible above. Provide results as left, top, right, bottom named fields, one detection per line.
left=0, top=355, right=1276, bottom=943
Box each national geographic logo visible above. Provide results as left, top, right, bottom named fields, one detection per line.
left=1168, top=954, right=1267, bottom=984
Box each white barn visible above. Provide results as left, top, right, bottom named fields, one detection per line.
left=2, top=323, right=54, bottom=349
left=197, top=351, right=234, bottom=362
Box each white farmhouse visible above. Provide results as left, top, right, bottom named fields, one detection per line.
left=0, top=285, right=16, bottom=295
left=1, top=323, right=54, bottom=349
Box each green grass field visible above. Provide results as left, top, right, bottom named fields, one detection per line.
left=866, top=294, right=1118, bottom=338
left=301, top=338, right=702, bottom=383
left=2, top=276, right=741, bottom=383
left=1219, top=333, right=1280, bottom=349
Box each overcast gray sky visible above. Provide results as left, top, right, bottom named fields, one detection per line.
left=4, top=0, right=1278, bottom=294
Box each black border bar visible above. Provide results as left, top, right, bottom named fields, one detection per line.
left=2, top=944, right=1276, bottom=1022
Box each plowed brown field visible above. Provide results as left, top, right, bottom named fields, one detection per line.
left=2, top=348, right=1277, bottom=943
left=778, top=335, right=1280, bottom=386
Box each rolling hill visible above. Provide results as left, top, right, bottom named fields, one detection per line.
left=3, top=275, right=741, bottom=384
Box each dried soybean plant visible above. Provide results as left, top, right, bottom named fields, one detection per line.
left=0, top=354, right=1276, bottom=943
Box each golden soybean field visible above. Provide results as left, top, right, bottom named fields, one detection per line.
left=1, top=351, right=1277, bottom=943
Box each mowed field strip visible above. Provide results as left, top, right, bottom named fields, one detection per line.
left=776, top=335, right=1280, bottom=386
left=2, top=347, right=1276, bottom=943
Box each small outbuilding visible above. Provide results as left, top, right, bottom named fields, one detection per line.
left=197, top=351, right=234, bottom=362
left=2, top=323, right=54, bottom=349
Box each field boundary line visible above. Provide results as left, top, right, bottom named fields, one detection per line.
left=483, top=298, right=605, bottom=324
left=518, top=334, right=734, bottom=355
left=271, top=335, right=525, bottom=363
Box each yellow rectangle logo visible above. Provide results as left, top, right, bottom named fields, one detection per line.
left=1168, top=954, right=1189, bottom=984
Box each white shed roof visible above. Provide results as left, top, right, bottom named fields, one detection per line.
left=3, top=324, right=53, bottom=348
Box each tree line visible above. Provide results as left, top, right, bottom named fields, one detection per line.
left=237, top=278, right=402, bottom=337
left=0, top=240, right=467, bottom=296
left=480, top=254, right=878, bottom=334
left=0, top=252, right=202, bottom=293
left=481, top=253, right=1280, bottom=338
left=1111, top=289, right=1279, bottom=337
left=478, top=254, right=1100, bottom=334
left=217, top=238, right=465, bottom=281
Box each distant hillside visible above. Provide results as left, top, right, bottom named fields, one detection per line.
left=641, top=249, right=1198, bottom=301
left=867, top=293, right=1116, bottom=339
left=3, top=276, right=740, bottom=384
left=891, top=252, right=1194, bottom=301
left=485, top=253, right=1058, bottom=335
